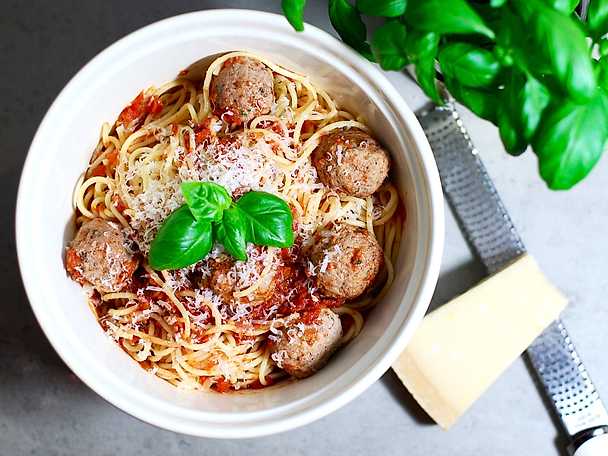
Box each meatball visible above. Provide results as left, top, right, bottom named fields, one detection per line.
left=271, top=309, right=343, bottom=378
left=66, top=218, right=138, bottom=293
left=312, top=129, right=390, bottom=197
left=209, top=57, right=274, bottom=124
left=311, top=225, right=383, bottom=299
left=207, top=247, right=280, bottom=305
left=208, top=258, right=235, bottom=304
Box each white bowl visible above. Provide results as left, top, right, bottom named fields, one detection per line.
left=16, top=10, right=444, bottom=438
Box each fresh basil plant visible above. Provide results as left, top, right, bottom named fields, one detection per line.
left=282, top=0, right=608, bottom=190
left=149, top=182, right=294, bottom=270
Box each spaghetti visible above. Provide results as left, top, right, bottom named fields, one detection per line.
left=70, top=52, right=403, bottom=392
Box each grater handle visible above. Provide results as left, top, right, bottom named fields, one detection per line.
left=570, top=427, right=608, bottom=456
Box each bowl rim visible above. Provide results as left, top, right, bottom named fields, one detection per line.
left=15, top=9, right=444, bottom=438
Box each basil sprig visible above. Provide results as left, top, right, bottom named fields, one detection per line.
left=181, top=181, right=231, bottom=222
left=281, top=0, right=306, bottom=32
left=149, top=182, right=294, bottom=270
left=282, top=0, right=608, bottom=190
left=356, top=0, right=407, bottom=18
left=148, top=205, right=213, bottom=270
left=328, top=0, right=375, bottom=61
left=237, top=192, right=295, bottom=247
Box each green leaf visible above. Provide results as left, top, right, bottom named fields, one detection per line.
left=588, top=0, right=608, bottom=40
left=282, top=0, right=307, bottom=32
left=180, top=181, right=232, bottom=223
left=496, top=6, right=555, bottom=87
left=356, top=0, right=407, bottom=17
left=149, top=205, right=213, bottom=270
left=490, top=0, right=507, bottom=7
left=329, top=0, right=375, bottom=61
left=215, top=208, right=248, bottom=261
left=405, top=0, right=495, bottom=39
left=497, top=104, right=527, bottom=155
left=493, top=46, right=514, bottom=67
left=236, top=192, right=294, bottom=248
left=512, top=0, right=596, bottom=102
left=601, top=39, right=608, bottom=57
left=543, top=0, right=580, bottom=14
left=497, top=70, right=551, bottom=155
left=405, top=30, right=438, bottom=61
left=598, top=56, right=608, bottom=89
left=438, top=43, right=501, bottom=88
left=416, top=57, right=441, bottom=105
left=371, top=21, right=409, bottom=70
left=495, top=7, right=530, bottom=70
left=445, top=76, right=497, bottom=122
left=406, top=30, right=442, bottom=104
left=532, top=92, right=608, bottom=189
left=516, top=76, right=551, bottom=141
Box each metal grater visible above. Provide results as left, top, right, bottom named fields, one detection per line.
left=417, top=102, right=608, bottom=455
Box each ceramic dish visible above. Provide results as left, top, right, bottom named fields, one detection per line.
left=16, top=10, right=444, bottom=438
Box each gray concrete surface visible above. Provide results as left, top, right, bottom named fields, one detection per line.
left=2, top=1, right=607, bottom=455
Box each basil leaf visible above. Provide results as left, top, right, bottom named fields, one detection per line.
left=215, top=208, right=248, bottom=261
left=601, top=38, right=608, bottom=57
left=496, top=7, right=554, bottom=84
left=495, top=7, right=532, bottom=71
left=438, top=43, right=501, bottom=88
left=356, top=0, right=407, bottom=17
left=416, top=56, right=441, bottom=105
left=445, top=76, right=497, bottom=123
left=405, top=0, right=495, bottom=39
left=282, top=0, right=306, bottom=32
left=405, top=30, right=438, bottom=62
left=471, top=2, right=504, bottom=30
left=180, top=181, right=232, bottom=223
left=406, top=30, right=442, bottom=104
left=515, top=75, right=551, bottom=141
left=371, top=21, right=409, bottom=70
left=329, top=0, right=375, bottom=61
left=236, top=192, right=294, bottom=248
left=543, top=0, right=580, bottom=14
left=149, top=205, right=213, bottom=270
left=588, top=0, right=608, bottom=40
left=497, top=105, right=527, bottom=156
left=532, top=92, right=608, bottom=189
left=598, top=56, right=608, bottom=89
left=498, top=70, right=551, bottom=155
left=512, top=0, right=596, bottom=102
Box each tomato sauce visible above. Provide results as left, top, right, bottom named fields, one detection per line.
left=90, top=163, right=106, bottom=177
left=117, top=92, right=164, bottom=131
left=65, top=248, right=83, bottom=284
left=246, top=246, right=343, bottom=324
left=193, top=117, right=215, bottom=146
left=212, top=377, right=232, bottom=393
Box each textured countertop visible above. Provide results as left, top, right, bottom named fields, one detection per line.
left=2, top=1, right=608, bottom=455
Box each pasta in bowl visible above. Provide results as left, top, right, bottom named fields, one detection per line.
left=68, top=51, right=404, bottom=392
left=17, top=10, right=443, bottom=437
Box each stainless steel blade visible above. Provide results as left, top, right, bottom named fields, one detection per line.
left=416, top=102, right=608, bottom=449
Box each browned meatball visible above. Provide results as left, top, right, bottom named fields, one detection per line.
left=310, top=225, right=383, bottom=299
left=312, top=129, right=390, bottom=197
left=208, top=259, right=235, bottom=304
left=207, top=247, right=280, bottom=305
left=270, top=309, right=342, bottom=378
left=209, top=57, right=274, bottom=125
left=66, top=218, right=138, bottom=293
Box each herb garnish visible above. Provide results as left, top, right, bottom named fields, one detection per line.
left=149, top=182, right=294, bottom=270
left=282, top=0, right=608, bottom=190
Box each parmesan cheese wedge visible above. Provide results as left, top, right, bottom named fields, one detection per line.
left=392, top=254, right=567, bottom=429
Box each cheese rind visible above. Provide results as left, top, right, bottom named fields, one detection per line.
left=392, top=254, right=567, bottom=429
